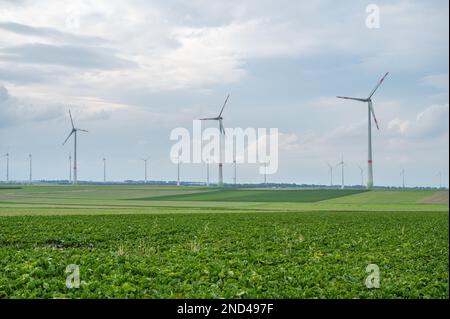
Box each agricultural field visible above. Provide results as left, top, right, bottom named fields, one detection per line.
left=0, top=186, right=448, bottom=298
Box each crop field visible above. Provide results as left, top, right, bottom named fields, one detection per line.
left=0, top=186, right=448, bottom=298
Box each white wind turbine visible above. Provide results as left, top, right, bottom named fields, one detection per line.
left=206, top=158, right=210, bottom=187
left=62, top=110, right=88, bottom=185
left=102, top=155, right=106, bottom=183
left=142, top=157, right=150, bottom=183
left=401, top=168, right=406, bottom=189
left=176, top=148, right=182, bottom=187
left=28, top=154, right=32, bottom=184
left=233, top=158, right=237, bottom=187
left=200, top=94, right=230, bottom=187
left=263, top=161, right=269, bottom=185
left=437, top=171, right=442, bottom=189
left=357, top=164, right=364, bottom=188
left=326, top=162, right=333, bottom=187
left=3, top=153, right=9, bottom=182
left=336, top=155, right=345, bottom=189
left=337, top=72, right=389, bottom=189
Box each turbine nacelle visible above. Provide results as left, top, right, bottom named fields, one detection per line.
left=336, top=72, right=389, bottom=130
left=62, top=110, right=88, bottom=145
left=199, top=94, right=230, bottom=135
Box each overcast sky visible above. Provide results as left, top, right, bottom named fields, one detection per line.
left=0, top=0, right=448, bottom=187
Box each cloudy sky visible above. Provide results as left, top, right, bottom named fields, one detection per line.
left=0, top=0, right=448, bottom=187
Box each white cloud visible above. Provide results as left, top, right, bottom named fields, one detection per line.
left=388, top=104, right=449, bottom=138
left=0, top=84, right=63, bottom=128
left=421, top=74, right=449, bottom=91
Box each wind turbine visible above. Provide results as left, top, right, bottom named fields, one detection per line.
left=357, top=164, right=364, bottom=188
left=200, top=94, right=230, bottom=187
left=336, top=155, right=345, bottom=189
left=206, top=158, right=210, bottom=187
left=233, top=157, right=237, bottom=187
left=176, top=148, right=181, bottom=186
left=263, top=161, right=268, bottom=185
left=102, top=155, right=106, bottom=183
left=142, top=157, right=150, bottom=183
left=437, top=171, right=442, bottom=189
left=28, top=154, right=32, bottom=184
left=401, top=168, right=405, bottom=189
left=326, top=162, right=333, bottom=187
left=62, top=110, right=88, bottom=185
left=4, top=153, right=9, bottom=182
left=337, top=72, right=389, bottom=189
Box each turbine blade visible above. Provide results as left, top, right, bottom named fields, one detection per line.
left=218, top=94, right=230, bottom=117
left=77, top=128, right=88, bottom=133
left=369, top=101, right=380, bottom=130
left=69, top=109, right=75, bottom=129
left=62, top=130, right=74, bottom=145
left=367, top=72, right=389, bottom=99
left=200, top=117, right=219, bottom=121
left=337, top=96, right=367, bottom=102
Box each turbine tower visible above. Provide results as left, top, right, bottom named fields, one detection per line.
left=327, top=162, right=333, bottom=187
left=200, top=94, right=230, bottom=187
left=337, top=72, right=389, bottom=189
left=401, top=168, right=405, bottom=189
left=437, top=171, right=442, bottom=189
left=206, top=158, right=210, bottom=187
left=142, top=157, right=150, bottom=183
left=62, top=110, right=88, bottom=185
left=102, top=155, right=106, bottom=183
left=233, top=158, right=237, bottom=187
left=29, top=154, right=32, bottom=184
left=4, top=153, right=9, bottom=182
left=68, top=153, right=72, bottom=183
left=337, top=155, right=345, bottom=189
left=263, top=161, right=268, bottom=185
left=357, top=164, right=364, bottom=188
left=176, top=149, right=181, bottom=187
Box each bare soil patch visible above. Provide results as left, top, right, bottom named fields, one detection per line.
left=419, top=191, right=449, bottom=204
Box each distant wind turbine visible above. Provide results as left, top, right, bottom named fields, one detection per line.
left=176, top=148, right=182, bottom=186
left=29, top=154, right=32, bottom=184
left=200, top=94, right=230, bottom=187
left=337, top=72, right=389, bottom=189
left=102, top=155, right=106, bottom=183
left=437, top=171, right=442, bottom=189
left=401, top=168, right=405, bottom=189
left=4, top=153, right=9, bottom=182
left=326, top=162, right=333, bottom=187
left=62, top=110, right=88, bottom=185
left=263, top=161, right=268, bottom=185
left=357, top=164, right=364, bottom=188
left=142, top=157, right=150, bottom=183
left=336, top=155, right=345, bottom=189
left=205, top=157, right=210, bottom=187
left=233, top=158, right=237, bottom=187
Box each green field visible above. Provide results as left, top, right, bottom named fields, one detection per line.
left=0, top=186, right=448, bottom=298
left=135, top=188, right=368, bottom=202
